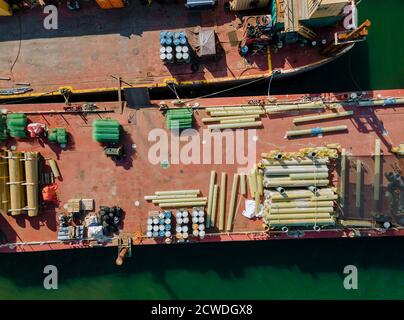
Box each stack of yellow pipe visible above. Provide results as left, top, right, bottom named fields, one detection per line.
left=261, top=150, right=337, bottom=229
left=144, top=190, right=207, bottom=208
left=7, top=151, right=25, bottom=216
left=0, top=150, right=9, bottom=214
left=202, top=106, right=264, bottom=130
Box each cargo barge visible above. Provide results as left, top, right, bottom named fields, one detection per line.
left=0, top=89, right=403, bottom=262
left=0, top=0, right=369, bottom=101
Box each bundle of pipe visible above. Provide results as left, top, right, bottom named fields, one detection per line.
left=23, top=152, right=39, bottom=217
left=246, top=166, right=263, bottom=217
left=7, top=151, right=25, bottom=215
left=261, top=152, right=337, bottom=230
left=144, top=189, right=207, bottom=208
left=265, top=101, right=324, bottom=114
left=202, top=106, right=264, bottom=130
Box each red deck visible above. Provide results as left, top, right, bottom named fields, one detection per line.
left=0, top=88, right=403, bottom=253
left=0, top=1, right=352, bottom=100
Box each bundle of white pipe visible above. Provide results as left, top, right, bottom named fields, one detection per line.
left=265, top=101, right=324, bottom=114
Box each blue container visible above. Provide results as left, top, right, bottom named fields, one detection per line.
left=160, top=37, right=166, bottom=46
left=165, top=37, right=172, bottom=45
left=179, top=31, right=186, bottom=38
left=159, top=230, right=165, bottom=237
left=165, top=211, right=171, bottom=219
left=174, top=32, right=181, bottom=39
left=152, top=231, right=159, bottom=237
left=180, top=37, right=187, bottom=45
left=165, top=224, right=171, bottom=231
left=166, top=31, right=173, bottom=38
left=159, top=219, right=165, bottom=225
left=160, top=31, right=167, bottom=39
left=173, top=38, right=180, bottom=46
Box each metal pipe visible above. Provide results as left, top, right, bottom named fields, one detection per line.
left=289, top=172, right=329, bottom=179
left=286, top=125, right=348, bottom=137
left=202, top=115, right=260, bottom=123
left=206, top=171, right=216, bottom=228
left=264, top=165, right=329, bottom=175
left=374, top=139, right=381, bottom=201
left=207, top=121, right=263, bottom=130
left=209, top=111, right=265, bottom=117
left=355, top=160, right=362, bottom=210
left=144, top=194, right=196, bottom=200
left=220, top=117, right=257, bottom=124
left=260, top=158, right=329, bottom=166
left=24, top=152, right=39, bottom=217
left=155, top=190, right=200, bottom=195
left=159, top=201, right=207, bottom=208
left=206, top=106, right=263, bottom=112
left=269, top=201, right=334, bottom=209
left=226, top=174, right=238, bottom=232
left=268, top=218, right=335, bottom=227
left=356, top=98, right=404, bottom=107
left=248, top=171, right=257, bottom=196
left=240, top=173, right=246, bottom=195
left=267, top=213, right=332, bottom=220
left=268, top=207, right=334, bottom=214
left=219, top=173, right=226, bottom=231
left=152, top=197, right=207, bottom=204
left=211, top=185, right=219, bottom=228
left=270, top=194, right=338, bottom=202
left=257, top=170, right=263, bottom=196
left=339, top=148, right=347, bottom=208
left=49, top=159, right=60, bottom=179
left=293, top=111, right=353, bottom=124
left=264, top=179, right=330, bottom=187
left=265, top=101, right=324, bottom=113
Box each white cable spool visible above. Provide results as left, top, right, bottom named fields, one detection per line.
left=199, top=230, right=205, bottom=238
left=192, top=217, right=199, bottom=224
left=175, top=46, right=182, bottom=53
left=198, top=210, right=205, bottom=217
left=147, top=225, right=153, bottom=231
left=182, top=211, right=188, bottom=218
left=183, top=217, right=189, bottom=224
left=198, top=217, right=205, bottom=224
left=383, top=221, right=391, bottom=229
left=198, top=224, right=205, bottom=231
left=146, top=231, right=153, bottom=238
left=153, top=231, right=159, bottom=237
left=182, top=232, right=189, bottom=239
left=153, top=218, right=159, bottom=225
left=160, top=47, right=166, bottom=54
left=166, top=46, right=173, bottom=53
left=193, top=230, right=199, bottom=237
left=176, top=217, right=183, bottom=225
left=182, top=52, right=190, bottom=61
left=165, top=231, right=172, bottom=238
left=147, top=218, right=153, bottom=225
left=192, top=210, right=198, bottom=217
left=165, top=218, right=171, bottom=225
left=159, top=212, right=165, bottom=219
left=166, top=53, right=173, bottom=62
left=176, top=211, right=182, bottom=219
left=153, top=225, right=159, bottom=232
left=159, top=225, right=165, bottom=231
left=182, top=226, right=189, bottom=233
left=182, top=46, right=189, bottom=53
left=176, top=52, right=183, bottom=60
left=176, top=226, right=182, bottom=233
left=160, top=53, right=166, bottom=61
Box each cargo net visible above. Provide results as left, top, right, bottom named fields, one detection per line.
left=260, top=146, right=339, bottom=232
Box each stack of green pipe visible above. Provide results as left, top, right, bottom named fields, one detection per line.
left=6, top=113, right=27, bottom=138
left=0, top=114, right=8, bottom=141
left=48, top=128, right=68, bottom=145
left=166, top=109, right=193, bottom=130
left=92, top=119, right=121, bottom=144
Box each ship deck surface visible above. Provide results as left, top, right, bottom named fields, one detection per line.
left=0, top=89, right=403, bottom=252
left=0, top=1, right=344, bottom=98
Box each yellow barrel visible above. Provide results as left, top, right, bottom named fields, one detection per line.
left=0, top=0, right=12, bottom=16
left=0, top=150, right=9, bottom=213
left=24, top=152, right=39, bottom=217
left=7, top=151, right=25, bottom=215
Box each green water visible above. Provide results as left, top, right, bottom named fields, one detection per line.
left=1, top=1, right=404, bottom=300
